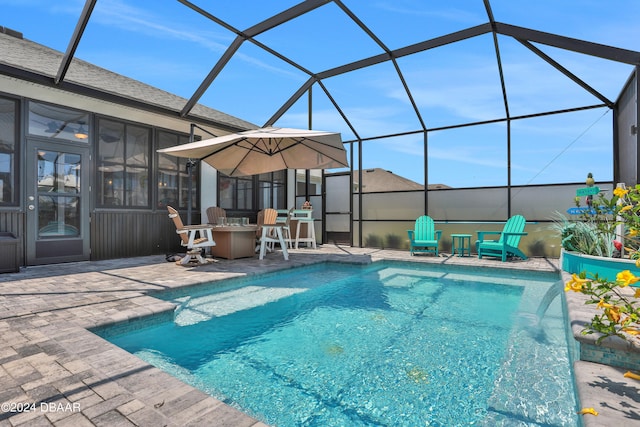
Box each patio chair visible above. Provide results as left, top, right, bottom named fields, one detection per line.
left=167, top=206, right=216, bottom=265
left=408, top=215, right=442, bottom=256
left=255, top=209, right=271, bottom=253
left=476, top=215, right=528, bottom=262
left=276, top=207, right=295, bottom=249
left=258, top=208, right=289, bottom=260
left=206, top=206, right=226, bottom=225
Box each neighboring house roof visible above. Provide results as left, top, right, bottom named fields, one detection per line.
left=0, top=30, right=256, bottom=132
left=351, top=168, right=450, bottom=192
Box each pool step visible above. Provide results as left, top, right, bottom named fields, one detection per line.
left=172, top=285, right=309, bottom=326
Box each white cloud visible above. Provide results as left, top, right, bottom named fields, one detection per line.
left=373, top=0, right=484, bottom=24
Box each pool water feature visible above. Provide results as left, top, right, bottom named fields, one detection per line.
left=98, top=262, right=579, bottom=426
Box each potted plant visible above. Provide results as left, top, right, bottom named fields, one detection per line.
left=556, top=183, right=640, bottom=279
left=560, top=184, right=640, bottom=345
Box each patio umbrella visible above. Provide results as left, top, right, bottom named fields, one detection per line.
left=157, top=126, right=348, bottom=177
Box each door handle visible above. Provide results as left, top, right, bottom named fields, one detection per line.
left=28, top=205, right=35, bottom=211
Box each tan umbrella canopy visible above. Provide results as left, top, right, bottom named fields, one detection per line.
left=157, top=126, right=348, bottom=176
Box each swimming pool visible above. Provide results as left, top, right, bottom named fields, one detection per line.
left=97, top=261, right=579, bottom=426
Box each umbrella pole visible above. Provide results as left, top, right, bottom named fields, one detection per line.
left=187, top=124, right=195, bottom=225
left=186, top=159, right=195, bottom=225
left=186, top=123, right=218, bottom=225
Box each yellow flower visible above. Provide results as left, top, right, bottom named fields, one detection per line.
left=622, top=327, right=640, bottom=336
left=616, top=270, right=639, bottom=287
left=620, top=204, right=633, bottom=213
left=577, top=407, right=599, bottom=416
left=624, top=371, right=640, bottom=380
left=614, top=187, right=629, bottom=197
left=564, top=274, right=590, bottom=292
left=630, top=229, right=638, bottom=237
left=597, top=299, right=613, bottom=309
left=605, top=306, right=621, bottom=323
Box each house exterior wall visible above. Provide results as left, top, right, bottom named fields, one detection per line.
left=0, top=75, right=225, bottom=266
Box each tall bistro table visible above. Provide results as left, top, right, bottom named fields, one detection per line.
left=292, top=209, right=316, bottom=249
left=276, top=209, right=317, bottom=249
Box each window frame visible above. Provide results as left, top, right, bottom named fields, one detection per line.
left=96, top=117, right=152, bottom=209
left=0, top=95, right=19, bottom=206
left=156, top=129, right=199, bottom=211
left=218, top=170, right=287, bottom=214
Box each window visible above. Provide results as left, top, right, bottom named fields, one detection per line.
left=296, top=169, right=322, bottom=196
left=0, top=97, right=17, bottom=205
left=218, top=170, right=285, bottom=211
left=28, top=101, right=89, bottom=143
left=97, top=119, right=150, bottom=207
left=37, top=151, right=81, bottom=237
left=219, top=175, right=253, bottom=211
left=157, top=130, right=197, bottom=209
left=296, top=169, right=321, bottom=208
left=259, top=171, right=285, bottom=209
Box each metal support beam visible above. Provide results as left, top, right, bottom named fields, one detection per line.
left=484, top=0, right=510, bottom=120
left=244, top=0, right=331, bottom=37
left=339, top=103, right=608, bottom=146
left=423, top=132, right=428, bottom=215
left=518, top=39, right=613, bottom=108
left=180, top=0, right=331, bottom=118
left=179, top=0, right=314, bottom=77
left=55, top=0, right=97, bottom=85
left=316, top=80, right=360, bottom=140
left=507, top=119, right=512, bottom=217
left=181, top=36, right=245, bottom=117
left=495, top=22, right=640, bottom=65
left=264, top=77, right=316, bottom=126
left=317, top=24, right=493, bottom=80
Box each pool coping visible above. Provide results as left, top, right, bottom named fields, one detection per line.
left=0, top=246, right=637, bottom=426
left=562, top=270, right=640, bottom=427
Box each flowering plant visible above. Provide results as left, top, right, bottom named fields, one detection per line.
left=564, top=184, right=640, bottom=344
left=609, top=185, right=640, bottom=258
left=565, top=269, right=640, bottom=343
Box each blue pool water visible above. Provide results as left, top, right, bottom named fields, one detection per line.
left=98, top=262, right=579, bottom=426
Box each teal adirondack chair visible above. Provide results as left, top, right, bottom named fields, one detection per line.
left=408, top=216, right=442, bottom=256
left=476, top=215, right=528, bottom=262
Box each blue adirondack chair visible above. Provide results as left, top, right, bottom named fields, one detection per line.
left=476, top=215, right=528, bottom=262
left=408, top=215, right=442, bottom=256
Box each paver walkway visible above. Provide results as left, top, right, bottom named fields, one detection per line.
left=0, top=246, right=636, bottom=426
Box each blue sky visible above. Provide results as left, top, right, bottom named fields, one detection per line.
left=2, top=0, right=639, bottom=187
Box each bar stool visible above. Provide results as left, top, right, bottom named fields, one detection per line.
left=293, top=209, right=317, bottom=249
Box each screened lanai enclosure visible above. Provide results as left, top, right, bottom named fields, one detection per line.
left=3, top=0, right=640, bottom=259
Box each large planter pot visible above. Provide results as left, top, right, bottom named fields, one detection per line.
left=561, top=249, right=640, bottom=282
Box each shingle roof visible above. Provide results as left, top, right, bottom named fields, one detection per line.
left=0, top=31, right=257, bottom=131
